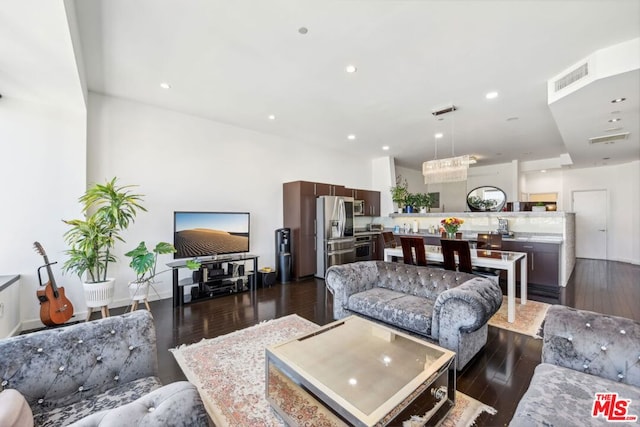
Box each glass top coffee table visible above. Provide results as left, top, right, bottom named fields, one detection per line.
left=266, top=316, right=456, bottom=426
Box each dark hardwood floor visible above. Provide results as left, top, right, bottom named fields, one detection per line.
left=113, top=258, right=638, bottom=426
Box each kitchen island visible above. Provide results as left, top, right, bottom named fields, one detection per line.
left=384, top=211, right=575, bottom=299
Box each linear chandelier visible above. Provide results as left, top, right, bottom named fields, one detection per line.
left=422, top=104, right=470, bottom=184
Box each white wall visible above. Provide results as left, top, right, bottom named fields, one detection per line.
left=0, top=98, right=86, bottom=330
left=86, top=93, right=374, bottom=304
left=522, top=161, right=639, bottom=264
left=562, top=162, right=639, bottom=264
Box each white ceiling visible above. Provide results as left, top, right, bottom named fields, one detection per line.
left=3, top=1, right=639, bottom=171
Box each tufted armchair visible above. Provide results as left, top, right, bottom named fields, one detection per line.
left=325, top=261, right=503, bottom=369
left=510, top=305, right=640, bottom=426
left=0, top=310, right=209, bottom=426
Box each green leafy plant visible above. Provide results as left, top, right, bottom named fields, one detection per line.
left=414, top=193, right=433, bottom=210
left=125, top=241, right=200, bottom=283
left=63, top=177, right=146, bottom=283
left=404, top=193, right=420, bottom=209
left=390, top=175, right=409, bottom=206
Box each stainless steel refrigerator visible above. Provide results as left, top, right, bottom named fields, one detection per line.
left=315, top=196, right=355, bottom=278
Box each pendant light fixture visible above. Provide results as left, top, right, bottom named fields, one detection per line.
left=423, top=104, right=470, bottom=184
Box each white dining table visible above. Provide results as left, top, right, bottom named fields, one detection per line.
left=384, top=245, right=527, bottom=323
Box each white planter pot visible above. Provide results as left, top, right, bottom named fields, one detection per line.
left=83, top=279, right=115, bottom=308
left=128, top=280, right=150, bottom=302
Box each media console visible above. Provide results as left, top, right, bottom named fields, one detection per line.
left=168, top=254, right=259, bottom=307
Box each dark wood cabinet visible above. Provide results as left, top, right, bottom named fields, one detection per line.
left=501, top=240, right=560, bottom=296
left=352, top=189, right=381, bottom=216
left=372, top=234, right=384, bottom=260
left=283, top=181, right=320, bottom=280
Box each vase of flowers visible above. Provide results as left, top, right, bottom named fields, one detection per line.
left=441, top=217, right=464, bottom=238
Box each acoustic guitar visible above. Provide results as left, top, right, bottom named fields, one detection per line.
left=33, top=241, right=74, bottom=326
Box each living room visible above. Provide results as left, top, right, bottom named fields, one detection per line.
left=1, top=1, right=639, bottom=425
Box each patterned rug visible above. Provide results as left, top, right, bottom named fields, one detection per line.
left=171, top=314, right=496, bottom=426
left=488, top=297, right=551, bottom=338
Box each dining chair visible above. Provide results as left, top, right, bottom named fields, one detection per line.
left=382, top=231, right=397, bottom=248
left=440, top=239, right=474, bottom=273
left=400, top=236, right=428, bottom=267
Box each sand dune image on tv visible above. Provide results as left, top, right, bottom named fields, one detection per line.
left=175, top=228, right=249, bottom=258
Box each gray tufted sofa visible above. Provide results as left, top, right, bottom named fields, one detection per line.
left=0, top=310, right=209, bottom=426
left=325, top=261, right=503, bottom=370
left=510, top=305, right=640, bottom=426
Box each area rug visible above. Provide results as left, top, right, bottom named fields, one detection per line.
left=488, top=297, right=551, bottom=338
left=171, top=314, right=496, bottom=427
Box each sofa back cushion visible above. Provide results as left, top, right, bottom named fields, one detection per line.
left=542, top=306, right=640, bottom=388
left=374, top=261, right=478, bottom=300
left=0, top=311, right=158, bottom=413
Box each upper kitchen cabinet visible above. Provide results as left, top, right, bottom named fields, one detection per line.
left=353, top=189, right=381, bottom=216
left=314, top=182, right=352, bottom=197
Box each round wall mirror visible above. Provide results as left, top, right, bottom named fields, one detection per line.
left=467, top=186, right=507, bottom=212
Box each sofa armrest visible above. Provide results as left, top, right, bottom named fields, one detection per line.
left=542, top=305, right=640, bottom=387
left=69, top=381, right=210, bottom=426
left=431, top=277, right=502, bottom=338
left=325, top=261, right=380, bottom=319
left=0, top=311, right=158, bottom=411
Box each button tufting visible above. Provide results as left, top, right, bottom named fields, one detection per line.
left=148, top=407, right=155, bottom=413
left=110, top=330, right=116, bottom=335
left=601, top=345, right=607, bottom=351
left=97, top=356, right=102, bottom=361
left=567, top=336, right=573, bottom=341
left=586, top=323, right=591, bottom=328
left=37, top=347, right=43, bottom=353
left=128, top=345, right=134, bottom=351
left=583, top=364, right=589, bottom=369
left=618, top=373, right=624, bottom=379
left=1, top=380, right=7, bottom=387
left=620, top=330, right=626, bottom=335
left=78, top=386, right=84, bottom=392
left=59, top=366, right=65, bottom=372
left=78, top=339, right=83, bottom=344
left=114, top=375, right=119, bottom=381
left=38, top=399, right=44, bottom=404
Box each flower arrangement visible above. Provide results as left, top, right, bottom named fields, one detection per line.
left=440, top=217, right=464, bottom=235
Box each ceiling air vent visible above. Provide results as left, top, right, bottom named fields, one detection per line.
left=588, top=132, right=630, bottom=145
left=554, top=62, right=589, bottom=92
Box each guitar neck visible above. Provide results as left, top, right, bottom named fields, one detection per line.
left=42, top=255, right=60, bottom=297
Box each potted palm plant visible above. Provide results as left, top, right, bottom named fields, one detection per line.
left=62, top=177, right=146, bottom=312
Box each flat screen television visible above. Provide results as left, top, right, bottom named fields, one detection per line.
left=173, top=211, right=250, bottom=259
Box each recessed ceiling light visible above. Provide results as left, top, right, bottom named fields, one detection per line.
left=345, top=65, right=357, bottom=73
left=434, top=133, right=443, bottom=139
left=268, top=114, right=276, bottom=120
left=382, top=146, right=390, bottom=151
left=298, top=27, right=308, bottom=35
left=541, top=170, right=547, bottom=173
left=611, top=97, right=626, bottom=103
left=159, top=82, right=171, bottom=89
left=506, top=117, right=519, bottom=121
left=485, top=91, right=499, bottom=99
left=602, top=157, right=611, bottom=160
left=608, top=118, right=621, bottom=123
left=347, top=134, right=356, bottom=140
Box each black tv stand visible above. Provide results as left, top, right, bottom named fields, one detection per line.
left=169, top=254, right=259, bottom=306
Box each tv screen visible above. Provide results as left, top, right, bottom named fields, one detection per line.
left=173, top=211, right=250, bottom=259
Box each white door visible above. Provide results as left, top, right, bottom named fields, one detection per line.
left=573, top=190, right=607, bottom=259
